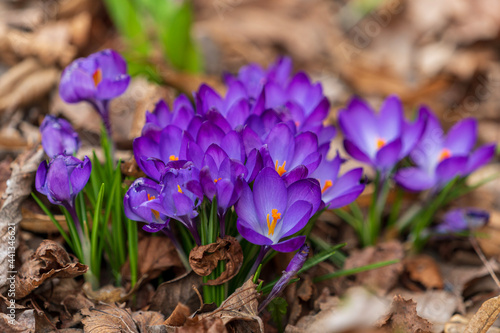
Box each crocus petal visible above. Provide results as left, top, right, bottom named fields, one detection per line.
left=435, top=156, right=468, bottom=184
left=444, top=118, right=477, bottom=155
left=394, top=167, right=434, bottom=191
left=142, top=222, right=167, bottom=233
left=253, top=168, right=287, bottom=226
left=271, top=236, right=306, bottom=252
left=35, top=160, right=48, bottom=195
left=377, top=95, right=403, bottom=142
left=234, top=182, right=261, bottom=231
left=287, top=178, right=322, bottom=212
left=265, top=123, right=295, bottom=165
left=95, top=75, right=130, bottom=100
left=324, top=184, right=365, bottom=209
left=291, top=132, right=319, bottom=169
left=466, top=144, right=496, bottom=174
left=279, top=200, right=313, bottom=238
left=237, top=218, right=273, bottom=246
left=196, top=121, right=225, bottom=152
left=46, top=157, right=71, bottom=203
left=69, top=156, right=91, bottom=194
left=375, top=138, right=402, bottom=169
left=344, top=140, right=372, bottom=165
left=59, top=66, right=96, bottom=103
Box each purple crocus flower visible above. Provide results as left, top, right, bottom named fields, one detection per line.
left=144, top=163, right=203, bottom=244
left=395, top=107, right=496, bottom=191
left=36, top=154, right=91, bottom=235
left=258, top=244, right=309, bottom=312
left=235, top=167, right=321, bottom=253
left=59, top=49, right=130, bottom=136
left=243, top=123, right=321, bottom=185
left=40, top=115, right=80, bottom=158
left=338, top=95, right=425, bottom=172
left=310, top=147, right=365, bottom=209
left=124, top=177, right=169, bottom=232
left=436, top=208, right=489, bottom=234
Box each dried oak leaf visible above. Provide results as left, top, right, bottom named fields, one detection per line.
left=464, top=295, right=500, bottom=333
left=199, top=279, right=264, bottom=333
left=0, top=146, right=44, bottom=292
left=81, top=304, right=138, bottom=333
left=15, top=239, right=87, bottom=299
left=378, top=295, right=433, bottom=333
left=189, top=236, right=243, bottom=285
left=149, top=271, right=203, bottom=317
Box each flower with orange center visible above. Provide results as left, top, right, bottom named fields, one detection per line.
left=267, top=209, right=282, bottom=236
left=275, top=160, right=287, bottom=176
left=438, top=148, right=451, bottom=162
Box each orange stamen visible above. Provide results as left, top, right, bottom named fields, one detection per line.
left=266, top=209, right=282, bottom=236
left=147, top=194, right=160, bottom=220
left=177, top=185, right=183, bottom=194
left=214, top=178, right=222, bottom=183
left=275, top=160, right=287, bottom=176
left=376, top=138, right=386, bottom=149
left=321, top=180, right=333, bottom=194
left=169, top=155, right=179, bottom=161
left=439, top=148, right=451, bottom=161
left=92, top=68, right=102, bottom=87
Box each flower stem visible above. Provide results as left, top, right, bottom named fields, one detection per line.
left=162, top=228, right=190, bottom=270
left=247, top=246, right=269, bottom=281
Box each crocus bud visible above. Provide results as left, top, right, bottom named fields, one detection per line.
left=40, top=115, right=80, bottom=158
left=258, top=244, right=309, bottom=312
left=35, top=155, right=91, bottom=207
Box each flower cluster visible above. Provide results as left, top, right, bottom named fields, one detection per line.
left=125, top=57, right=365, bottom=253
left=339, top=96, right=496, bottom=191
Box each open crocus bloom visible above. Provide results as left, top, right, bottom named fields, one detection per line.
left=123, top=177, right=169, bottom=232
left=395, top=107, right=496, bottom=191
left=338, top=95, right=425, bottom=172
left=310, top=146, right=365, bottom=209
left=235, top=167, right=321, bottom=252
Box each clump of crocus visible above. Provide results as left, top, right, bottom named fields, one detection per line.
left=395, top=107, right=496, bottom=192
left=59, top=49, right=130, bottom=137
left=40, top=115, right=80, bottom=158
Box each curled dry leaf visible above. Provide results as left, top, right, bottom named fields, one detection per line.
left=0, top=146, right=44, bottom=292
left=15, top=239, right=87, bottom=299
left=378, top=295, right=433, bottom=333
left=163, top=303, right=191, bottom=327
left=464, top=295, right=500, bottom=333
left=199, top=279, right=264, bottom=333
left=0, top=309, right=35, bottom=333
left=132, top=311, right=165, bottom=333
left=189, top=236, right=243, bottom=286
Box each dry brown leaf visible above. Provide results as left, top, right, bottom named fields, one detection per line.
left=131, top=311, right=164, bottom=333
left=378, top=295, right=433, bottom=333
left=403, top=254, right=444, bottom=290
left=164, top=303, right=191, bottom=327
left=0, top=67, right=59, bottom=111
left=81, top=304, right=138, bottom=333
left=464, top=295, right=500, bottom=333
left=199, top=279, right=264, bottom=333
left=0, top=156, right=12, bottom=208
left=0, top=58, right=41, bottom=99
left=121, top=235, right=182, bottom=283
left=177, top=317, right=227, bottom=333
left=20, top=204, right=68, bottom=234
left=189, top=236, right=243, bottom=285
left=0, top=146, right=44, bottom=292
left=149, top=271, right=203, bottom=317
left=0, top=309, right=35, bottom=332
left=15, top=239, right=87, bottom=299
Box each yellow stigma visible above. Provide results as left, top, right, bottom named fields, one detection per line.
left=177, top=185, right=183, bottom=193
left=92, top=68, right=102, bottom=87
left=275, top=160, right=287, bottom=176
left=214, top=177, right=222, bottom=183
left=439, top=148, right=451, bottom=162
left=321, top=180, right=333, bottom=194
left=376, top=138, right=386, bottom=149
left=147, top=193, right=160, bottom=220
left=169, top=155, right=179, bottom=161
left=266, top=209, right=282, bottom=236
